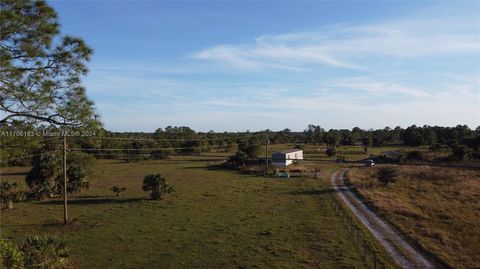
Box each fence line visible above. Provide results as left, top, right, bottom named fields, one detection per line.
left=328, top=191, right=393, bottom=269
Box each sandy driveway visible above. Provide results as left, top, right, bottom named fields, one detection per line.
left=331, top=170, right=439, bottom=269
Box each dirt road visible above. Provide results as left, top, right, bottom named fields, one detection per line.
left=331, top=170, right=438, bottom=269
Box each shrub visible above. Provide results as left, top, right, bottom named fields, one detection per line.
left=0, top=239, right=24, bottom=269
left=451, top=145, right=472, bottom=161
left=65, top=165, right=90, bottom=194
left=227, top=151, right=249, bottom=167
left=294, top=144, right=305, bottom=150
left=26, top=151, right=62, bottom=200
left=244, top=144, right=261, bottom=159
left=142, top=174, right=174, bottom=200
left=150, top=149, right=172, bottom=160
left=429, top=143, right=441, bottom=152
left=0, top=182, right=26, bottom=210
left=110, top=186, right=126, bottom=197
left=26, top=151, right=91, bottom=200
left=405, top=151, right=425, bottom=161
left=20, top=235, right=69, bottom=269
left=377, top=167, right=399, bottom=186
left=326, top=147, right=336, bottom=157
left=179, top=141, right=202, bottom=155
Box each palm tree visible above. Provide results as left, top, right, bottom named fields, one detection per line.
left=142, top=174, right=174, bottom=200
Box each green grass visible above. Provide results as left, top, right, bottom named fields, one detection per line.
left=1, top=155, right=372, bottom=268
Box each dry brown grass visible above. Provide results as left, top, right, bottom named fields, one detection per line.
left=348, top=165, right=480, bottom=269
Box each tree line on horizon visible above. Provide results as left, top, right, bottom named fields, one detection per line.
left=1, top=1, right=478, bottom=165
left=1, top=123, right=479, bottom=166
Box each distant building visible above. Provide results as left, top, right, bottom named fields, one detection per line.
left=272, top=149, right=303, bottom=167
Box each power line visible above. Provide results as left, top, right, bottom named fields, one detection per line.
left=83, top=136, right=243, bottom=142
left=69, top=152, right=230, bottom=155
left=69, top=152, right=151, bottom=156
left=69, top=145, right=231, bottom=151
left=0, top=136, right=62, bottom=147
left=0, top=146, right=311, bottom=151
left=0, top=150, right=60, bottom=163
left=0, top=146, right=62, bottom=150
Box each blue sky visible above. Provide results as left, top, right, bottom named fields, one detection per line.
left=50, top=1, right=480, bottom=132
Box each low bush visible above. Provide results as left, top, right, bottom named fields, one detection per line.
left=294, top=144, right=305, bottom=150
left=1, top=236, right=70, bottom=269
left=326, top=148, right=336, bottom=157
left=0, top=239, right=24, bottom=269
left=110, top=186, right=126, bottom=197
left=150, top=149, right=173, bottom=160
left=451, top=145, right=472, bottom=161
left=405, top=151, right=425, bottom=161
left=0, top=182, right=26, bottom=210
left=142, top=174, right=175, bottom=200
left=377, top=167, right=399, bottom=186
left=20, top=235, right=69, bottom=269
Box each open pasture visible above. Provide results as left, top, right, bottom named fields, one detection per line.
left=1, top=155, right=372, bottom=268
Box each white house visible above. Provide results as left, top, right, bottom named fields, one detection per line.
left=272, top=149, right=303, bottom=167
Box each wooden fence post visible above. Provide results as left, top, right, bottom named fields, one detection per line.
left=363, top=240, right=367, bottom=258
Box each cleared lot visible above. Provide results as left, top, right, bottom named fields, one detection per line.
left=2, top=156, right=369, bottom=268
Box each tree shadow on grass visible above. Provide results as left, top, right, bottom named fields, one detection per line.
left=38, top=197, right=145, bottom=205
left=138, top=158, right=226, bottom=165
left=207, top=164, right=228, bottom=170
left=2, top=218, right=102, bottom=229
left=0, top=223, right=65, bottom=229
left=288, top=188, right=335, bottom=196
left=75, top=195, right=112, bottom=199
left=346, top=164, right=364, bottom=168
left=0, top=171, right=28, bottom=176
left=180, top=166, right=210, bottom=170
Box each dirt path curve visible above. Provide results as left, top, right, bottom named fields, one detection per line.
left=331, top=170, right=439, bottom=269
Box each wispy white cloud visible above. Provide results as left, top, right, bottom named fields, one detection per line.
left=192, top=45, right=311, bottom=71
left=191, top=38, right=357, bottom=70
left=332, top=78, right=432, bottom=98
left=191, top=17, right=479, bottom=71
left=85, top=12, right=479, bottom=131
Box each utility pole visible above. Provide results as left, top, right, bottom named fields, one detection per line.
left=63, top=134, right=68, bottom=224
left=265, top=129, right=269, bottom=175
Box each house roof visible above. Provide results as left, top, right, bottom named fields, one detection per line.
left=274, top=149, right=303, bottom=154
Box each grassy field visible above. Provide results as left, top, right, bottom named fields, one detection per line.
left=1, top=154, right=378, bottom=268
left=347, top=165, right=480, bottom=269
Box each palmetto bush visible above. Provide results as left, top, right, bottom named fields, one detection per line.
left=20, top=236, right=69, bottom=269
left=0, top=239, right=24, bottom=269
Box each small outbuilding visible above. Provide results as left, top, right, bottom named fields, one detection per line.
left=272, top=149, right=303, bottom=167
